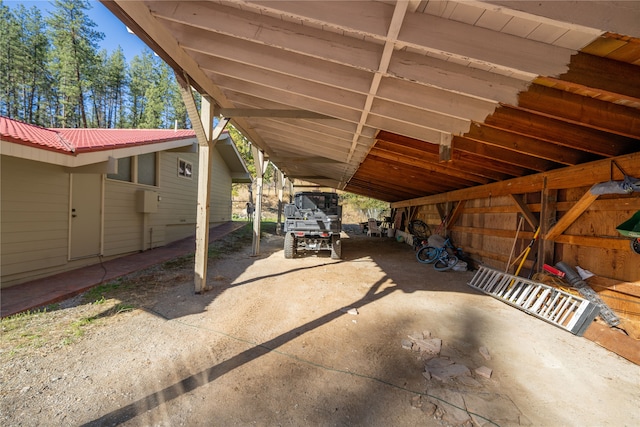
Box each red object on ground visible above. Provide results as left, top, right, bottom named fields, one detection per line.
left=543, top=264, right=565, bottom=278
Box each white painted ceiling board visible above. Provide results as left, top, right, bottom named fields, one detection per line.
left=500, top=16, right=541, bottom=38
left=101, top=0, right=638, bottom=201
left=447, top=1, right=485, bottom=25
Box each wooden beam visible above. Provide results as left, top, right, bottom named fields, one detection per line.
left=454, top=136, right=555, bottom=174
left=276, top=170, right=285, bottom=235
left=346, top=178, right=418, bottom=202
left=270, top=156, right=342, bottom=164
left=545, top=187, right=599, bottom=241
left=487, top=105, right=636, bottom=157
left=391, top=151, right=640, bottom=208
left=366, top=151, right=486, bottom=186
left=192, top=100, right=230, bottom=294
left=554, top=52, right=640, bottom=101
left=539, top=178, right=557, bottom=268
left=176, top=72, right=210, bottom=147
left=467, top=122, right=593, bottom=166
left=509, top=194, right=539, bottom=229
left=520, top=84, right=640, bottom=139
left=357, top=157, right=458, bottom=188
left=451, top=226, right=535, bottom=241
left=447, top=200, right=466, bottom=230
left=583, top=322, right=640, bottom=365
left=251, top=145, right=268, bottom=256
left=219, top=108, right=332, bottom=119
left=371, top=140, right=495, bottom=183
left=554, top=235, right=631, bottom=251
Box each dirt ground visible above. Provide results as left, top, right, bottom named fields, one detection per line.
left=1, top=223, right=639, bottom=427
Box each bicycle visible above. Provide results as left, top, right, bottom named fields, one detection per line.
left=416, top=236, right=461, bottom=271
left=409, top=219, right=431, bottom=251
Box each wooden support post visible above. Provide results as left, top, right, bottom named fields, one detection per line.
left=276, top=170, right=285, bottom=235
left=177, top=76, right=230, bottom=293
left=538, top=177, right=558, bottom=270
left=195, top=116, right=229, bottom=293
left=439, top=132, right=452, bottom=162
left=251, top=145, right=269, bottom=256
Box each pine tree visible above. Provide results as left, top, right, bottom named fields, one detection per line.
left=129, top=48, right=156, bottom=128
left=18, top=5, right=51, bottom=125
left=47, top=0, right=103, bottom=127
left=0, top=3, right=22, bottom=118
left=140, top=59, right=169, bottom=128
left=105, top=47, right=128, bottom=128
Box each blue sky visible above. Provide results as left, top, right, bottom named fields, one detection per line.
left=5, top=0, right=149, bottom=62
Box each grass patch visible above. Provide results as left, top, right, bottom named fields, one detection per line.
left=208, top=223, right=253, bottom=259
left=1, top=222, right=269, bottom=360
left=82, top=280, right=126, bottom=303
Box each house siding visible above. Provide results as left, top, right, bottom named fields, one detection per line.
left=1, top=145, right=237, bottom=289
left=103, top=180, right=144, bottom=256
left=158, top=152, right=198, bottom=243
left=210, top=149, right=233, bottom=223
left=1, top=156, right=70, bottom=283
left=156, top=149, right=232, bottom=244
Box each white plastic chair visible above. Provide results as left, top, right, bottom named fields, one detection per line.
left=367, top=218, right=381, bottom=237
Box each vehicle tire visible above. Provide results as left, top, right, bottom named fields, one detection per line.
left=284, top=233, right=296, bottom=259
left=434, top=254, right=459, bottom=271
left=331, top=234, right=342, bottom=259
left=416, top=246, right=438, bottom=264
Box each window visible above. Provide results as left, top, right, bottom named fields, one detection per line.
left=178, top=158, right=193, bottom=179
left=138, top=153, right=157, bottom=186
left=107, top=157, right=132, bottom=182
left=107, top=154, right=157, bottom=186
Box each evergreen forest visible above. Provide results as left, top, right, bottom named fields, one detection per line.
left=0, top=0, right=189, bottom=130
left=0, top=0, right=388, bottom=212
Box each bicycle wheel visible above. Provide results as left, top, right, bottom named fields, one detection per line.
left=434, top=253, right=459, bottom=271
left=416, top=246, right=439, bottom=264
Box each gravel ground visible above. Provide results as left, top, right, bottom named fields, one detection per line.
left=1, top=224, right=638, bottom=426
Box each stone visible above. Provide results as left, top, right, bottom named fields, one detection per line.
left=475, top=366, right=493, bottom=379
left=458, top=375, right=482, bottom=388
left=429, top=363, right=471, bottom=381
left=414, top=338, right=442, bottom=354
left=340, top=307, right=358, bottom=315
left=425, top=357, right=454, bottom=370
left=428, top=389, right=470, bottom=425
left=465, top=393, right=523, bottom=427
left=410, top=395, right=422, bottom=408
left=421, top=401, right=437, bottom=416
left=401, top=339, right=413, bottom=350
left=408, top=331, right=424, bottom=341
left=479, top=346, right=491, bottom=361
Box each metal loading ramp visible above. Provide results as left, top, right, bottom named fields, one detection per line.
left=468, top=266, right=600, bottom=336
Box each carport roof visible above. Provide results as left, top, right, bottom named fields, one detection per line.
left=101, top=1, right=640, bottom=202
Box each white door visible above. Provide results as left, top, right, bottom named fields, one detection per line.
left=70, top=174, right=102, bottom=259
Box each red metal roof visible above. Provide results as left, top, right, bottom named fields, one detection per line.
left=56, top=128, right=196, bottom=152
left=1, top=116, right=200, bottom=155
left=0, top=116, right=73, bottom=153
